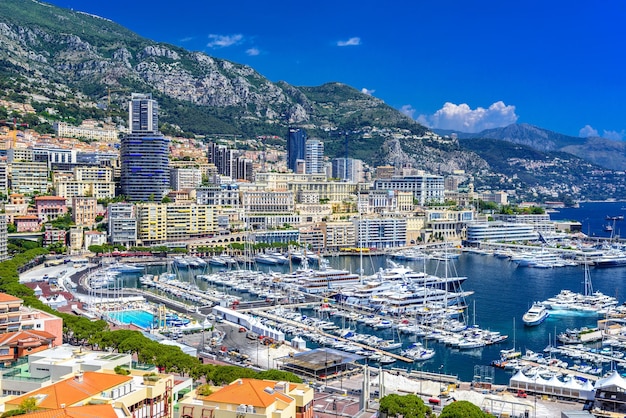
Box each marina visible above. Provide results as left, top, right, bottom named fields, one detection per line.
left=66, top=240, right=626, bottom=386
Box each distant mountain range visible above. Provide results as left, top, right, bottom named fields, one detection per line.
left=0, top=0, right=625, bottom=201
left=435, top=123, right=626, bottom=171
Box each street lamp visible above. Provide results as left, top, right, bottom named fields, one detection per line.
left=439, top=364, right=444, bottom=396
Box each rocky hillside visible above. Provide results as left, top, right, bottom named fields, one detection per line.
left=0, top=0, right=625, bottom=202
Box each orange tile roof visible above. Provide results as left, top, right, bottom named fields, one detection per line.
left=0, top=329, right=56, bottom=346
left=23, top=404, right=118, bottom=418
left=0, top=293, right=22, bottom=303
left=7, top=371, right=132, bottom=409
left=206, top=379, right=293, bottom=408
left=35, top=196, right=66, bottom=201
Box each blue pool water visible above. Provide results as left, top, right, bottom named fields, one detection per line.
left=107, top=310, right=155, bottom=329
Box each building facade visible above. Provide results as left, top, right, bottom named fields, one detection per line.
left=108, top=203, right=137, bottom=247
left=373, top=174, right=445, bottom=205
left=287, top=128, right=307, bottom=173
left=120, top=94, right=170, bottom=201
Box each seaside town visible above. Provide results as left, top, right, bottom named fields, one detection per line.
left=2, top=92, right=626, bottom=418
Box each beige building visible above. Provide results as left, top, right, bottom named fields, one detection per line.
left=55, top=166, right=116, bottom=202
left=9, top=161, right=49, bottom=194
left=72, top=196, right=97, bottom=227
left=325, top=221, right=357, bottom=251
left=136, top=203, right=217, bottom=245
left=54, top=121, right=118, bottom=141
left=178, top=379, right=314, bottom=418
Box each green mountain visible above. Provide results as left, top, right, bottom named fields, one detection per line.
left=0, top=0, right=625, bottom=202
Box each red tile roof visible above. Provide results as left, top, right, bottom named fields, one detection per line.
left=7, top=372, right=132, bottom=409
left=205, top=379, right=292, bottom=407
left=0, top=293, right=22, bottom=303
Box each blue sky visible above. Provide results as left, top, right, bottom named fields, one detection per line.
left=47, top=0, right=626, bottom=138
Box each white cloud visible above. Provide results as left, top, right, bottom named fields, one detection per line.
left=180, top=36, right=194, bottom=43
left=361, top=87, right=375, bottom=96
left=207, top=34, right=244, bottom=48
left=579, top=125, right=598, bottom=138
left=400, top=105, right=415, bottom=118
left=246, top=48, right=260, bottom=56
left=603, top=129, right=625, bottom=141
left=337, top=37, right=361, bottom=47
left=418, top=101, right=518, bottom=132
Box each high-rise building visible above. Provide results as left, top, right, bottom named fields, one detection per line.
left=305, top=139, right=324, bottom=174
left=332, top=157, right=364, bottom=182
left=287, top=128, right=306, bottom=172
left=120, top=94, right=170, bottom=201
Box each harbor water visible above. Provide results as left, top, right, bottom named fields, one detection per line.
left=114, top=201, right=626, bottom=384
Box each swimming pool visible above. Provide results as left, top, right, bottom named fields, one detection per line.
left=106, top=310, right=155, bottom=330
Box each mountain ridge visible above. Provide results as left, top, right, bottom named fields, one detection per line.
left=0, top=0, right=624, bottom=201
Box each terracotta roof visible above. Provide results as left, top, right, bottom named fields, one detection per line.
left=0, top=293, right=22, bottom=303
left=206, top=379, right=293, bottom=407
left=0, top=329, right=56, bottom=346
left=22, top=404, right=118, bottom=418
left=7, top=372, right=132, bottom=409
left=35, top=196, right=66, bottom=201
left=15, top=215, right=40, bottom=220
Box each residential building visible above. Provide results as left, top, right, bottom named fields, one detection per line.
left=0, top=162, right=7, bottom=196
left=324, top=221, right=356, bottom=251
left=120, top=93, right=170, bottom=201
left=0, top=292, right=63, bottom=346
left=254, top=230, right=299, bottom=245
left=170, top=167, right=202, bottom=191
left=54, top=120, right=118, bottom=142
left=14, top=215, right=40, bottom=232
left=108, top=203, right=137, bottom=247
left=43, top=225, right=67, bottom=246
left=196, top=184, right=241, bottom=207
left=465, top=222, right=540, bottom=244
left=299, top=224, right=325, bottom=251
left=6, top=147, right=34, bottom=163
left=305, top=139, right=324, bottom=174
left=354, top=217, right=407, bottom=249
left=68, top=226, right=84, bottom=254
left=32, top=147, right=77, bottom=170
left=492, top=212, right=555, bottom=233
left=287, top=128, right=307, bottom=173
left=135, top=203, right=216, bottom=246
left=55, top=178, right=116, bottom=202
left=72, top=196, right=97, bottom=227
left=373, top=174, right=445, bottom=205
left=34, top=196, right=68, bottom=222
left=331, top=157, right=365, bottom=182
left=9, top=161, right=48, bottom=194
left=178, top=378, right=314, bottom=418
left=5, top=370, right=175, bottom=418
left=0, top=214, right=7, bottom=261
left=0, top=330, right=56, bottom=366
left=375, top=165, right=395, bottom=179
left=85, top=230, right=107, bottom=250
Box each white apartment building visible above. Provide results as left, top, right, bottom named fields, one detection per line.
left=242, top=191, right=294, bottom=213
left=170, top=167, right=202, bottom=191
left=373, top=174, right=445, bottom=205
left=9, top=161, right=49, bottom=194
left=305, top=139, right=324, bottom=174
left=466, top=222, right=539, bottom=243
left=108, top=203, right=137, bottom=247
left=325, top=221, right=357, bottom=251
left=54, top=121, right=118, bottom=141
left=492, top=213, right=555, bottom=234
left=354, top=217, right=407, bottom=249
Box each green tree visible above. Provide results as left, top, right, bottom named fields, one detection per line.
left=19, top=397, right=38, bottom=413
left=255, top=369, right=302, bottom=383
left=440, top=400, right=489, bottom=418
left=379, top=394, right=431, bottom=418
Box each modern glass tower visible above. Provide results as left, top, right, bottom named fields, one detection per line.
left=120, top=93, right=170, bottom=201
left=287, top=128, right=306, bottom=173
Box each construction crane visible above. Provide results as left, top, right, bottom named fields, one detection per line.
left=0, top=118, right=28, bottom=149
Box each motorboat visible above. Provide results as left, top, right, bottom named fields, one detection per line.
left=522, top=303, right=550, bottom=326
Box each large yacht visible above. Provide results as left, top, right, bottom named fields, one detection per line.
left=522, top=303, right=550, bottom=326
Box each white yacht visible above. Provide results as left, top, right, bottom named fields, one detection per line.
left=522, top=303, right=550, bottom=326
